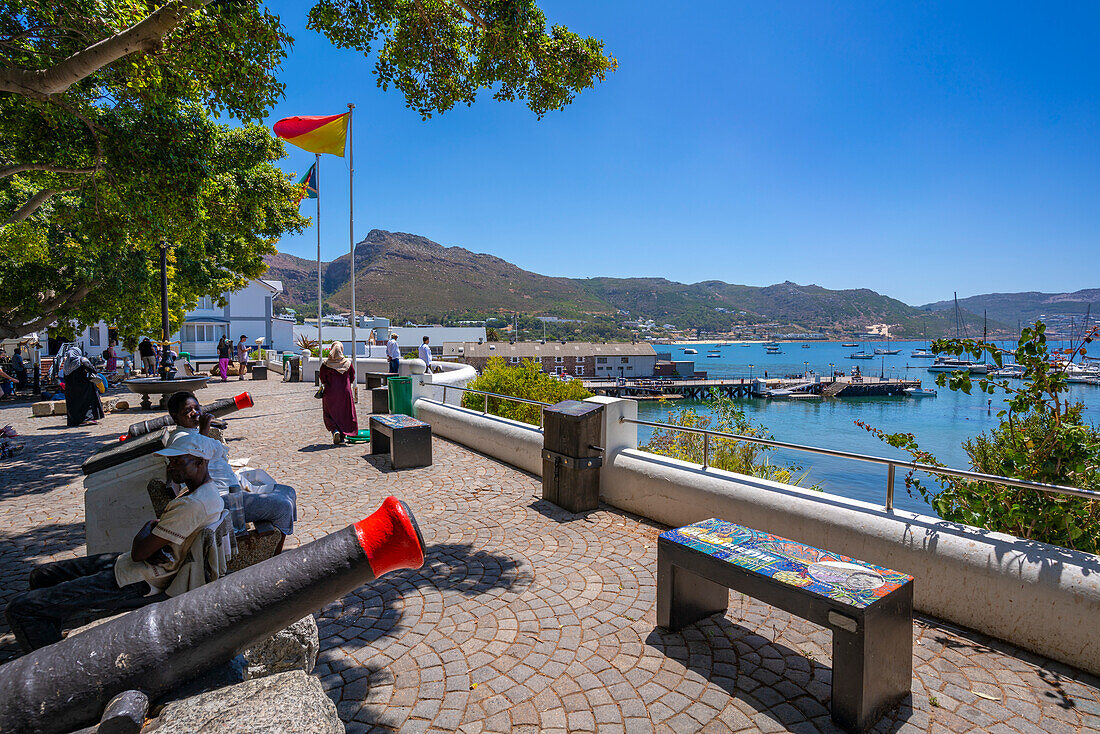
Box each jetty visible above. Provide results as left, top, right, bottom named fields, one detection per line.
left=581, top=375, right=921, bottom=399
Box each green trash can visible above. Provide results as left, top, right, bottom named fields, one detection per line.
left=180, top=352, right=190, bottom=361
left=387, top=375, right=414, bottom=417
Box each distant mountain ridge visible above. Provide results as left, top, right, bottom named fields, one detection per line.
left=263, top=230, right=1089, bottom=336
left=921, top=290, right=1100, bottom=328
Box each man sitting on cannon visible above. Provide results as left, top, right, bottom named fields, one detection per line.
left=5, top=433, right=225, bottom=652
left=166, top=390, right=297, bottom=552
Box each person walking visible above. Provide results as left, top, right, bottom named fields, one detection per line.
left=104, top=340, right=118, bottom=374
left=386, top=333, right=400, bottom=374
left=216, top=336, right=231, bottom=382
left=138, top=337, right=156, bottom=375
left=60, top=343, right=104, bottom=427
left=418, top=336, right=433, bottom=372
left=319, top=341, right=357, bottom=445
left=235, top=335, right=250, bottom=381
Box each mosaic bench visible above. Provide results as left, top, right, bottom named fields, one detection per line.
left=657, top=519, right=913, bottom=733
left=369, top=414, right=432, bottom=469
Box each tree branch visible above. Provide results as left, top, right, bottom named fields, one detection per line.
left=449, top=0, right=489, bottom=29
left=3, top=186, right=79, bottom=225
left=0, top=0, right=212, bottom=97
left=0, top=163, right=98, bottom=179
left=0, top=284, right=92, bottom=339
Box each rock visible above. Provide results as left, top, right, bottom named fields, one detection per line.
left=31, top=401, right=52, bottom=417
left=241, top=615, right=319, bottom=679
left=148, top=670, right=342, bottom=734
left=52, top=401, right=67, bottom=415
left=114, top=399, right=130, bottom=411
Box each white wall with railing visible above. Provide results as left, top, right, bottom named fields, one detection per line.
left=410, top=393, right=1100, bottom=676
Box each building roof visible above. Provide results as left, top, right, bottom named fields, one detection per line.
left=258, top=279, right=283, bottom=293
left=442, top=341, right=657, bottom=359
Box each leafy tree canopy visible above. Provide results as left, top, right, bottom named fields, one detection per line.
left=462, top=357, right=591, bottom=425
left=0, top=104, right=307, bottom=342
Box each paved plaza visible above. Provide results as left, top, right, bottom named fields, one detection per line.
left=1, top=378, right=1099, bottom=733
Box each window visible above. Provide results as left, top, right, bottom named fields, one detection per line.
left=196, top=296, right=214, bottom=310
left=621, top=357, right=629, bottom=364
left=534, top=356, right=542, bottom=363
left=576, top=366, right=584, bottom=375
left=555, top=356, right=563, bottom=363
left=183, top=323, right=227, bottom=342
left=596, top=357, right=607, bottom=364
left=510, top=357, right=519, bottom=364
left=88, top=327, right=101, bottom=347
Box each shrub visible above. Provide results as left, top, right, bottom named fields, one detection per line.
left=641, top=389, right=818, bottom=488
left=857, top=322, right=1100, bottom=553
left=462, top=357, right=592, bottom=425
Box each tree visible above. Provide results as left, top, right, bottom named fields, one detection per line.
left=462, top=357, right=591, bottom=425
left=0, top=107, right=307, bottom=341
left=856, top=322, right=1100, bottom=553
left=485, top=326, right=500, bottom=341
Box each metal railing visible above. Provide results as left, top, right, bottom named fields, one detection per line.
left=419, top=381, right=550, bottom=429
left=620, top=416, right=1100, bottom=511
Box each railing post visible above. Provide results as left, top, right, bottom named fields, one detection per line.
left=703, top=433, right=709, bottom=470
left=886, top=463, right=895, bottom=512
left=483, top=392, right=488, bottom=415
left=539, top=406, right=544, bottom=430
left=441, top=385, right=447, bottom=403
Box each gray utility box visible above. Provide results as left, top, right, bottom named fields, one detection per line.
left=541, top=400, right=604, bottom=513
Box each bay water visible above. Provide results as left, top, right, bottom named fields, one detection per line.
left=635, top=340, right=1100, bottom=516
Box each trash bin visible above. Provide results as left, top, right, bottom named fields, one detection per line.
left=541, top=400, right=604, bottom=513
left=387, top=375, right=414, bottom=417
left=284, top=355, right=301, bottom=382
left=251, top=364, right=268, bottom=381
left=180, top=352, right=190, bottom=361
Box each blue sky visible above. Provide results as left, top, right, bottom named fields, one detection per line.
left=264, top=1, right=1100, bottom=306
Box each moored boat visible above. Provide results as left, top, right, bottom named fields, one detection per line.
left=848, top=351, right=874, bottom=359
left=904, top=387, right=937, bottom=397
left=910, top=349, right=935, bottom=358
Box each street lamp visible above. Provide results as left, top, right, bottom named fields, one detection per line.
left=157, top=241, right=175, bottom=380
left=749, top=363, right=755, bottom=380
left=828, top=362, right=835, bottom=381
left=802, top=360, right=809, bottom=379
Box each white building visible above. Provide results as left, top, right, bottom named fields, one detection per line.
left=77, top=278, right=293, bottom=360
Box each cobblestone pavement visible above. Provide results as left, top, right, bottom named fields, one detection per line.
left=2, top=378, right=1099, bottom=733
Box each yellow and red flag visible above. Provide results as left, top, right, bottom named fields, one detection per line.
left=274, top=113, right=349, bottom=157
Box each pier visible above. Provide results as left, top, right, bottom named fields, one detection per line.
left=581, top=375, right=921, bottom=399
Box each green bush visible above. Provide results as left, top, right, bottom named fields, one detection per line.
left=462, top=357, right=592, bottom=425
left=858, top=321, right=1100, bottom=553
left=641, top=389, right=818, bottom=488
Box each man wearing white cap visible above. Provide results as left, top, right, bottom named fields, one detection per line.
left=5, top=433, right=224, bottom=652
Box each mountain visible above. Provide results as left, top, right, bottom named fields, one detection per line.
left=263, top=230, right=1043, bottom=336
left=920, top=290, right=1100, bottom=331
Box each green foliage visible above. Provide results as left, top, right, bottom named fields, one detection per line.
left=0, top=107, right=307, bottom=341
left=307, top=0, right=616, bottom=118
left=485, top=327, right=501, bottom=341
left=462, top=357, right=592, bottom=425
left=857, top=322, right=1100, bottom=553
left=641, top=389, right=818, bottom=488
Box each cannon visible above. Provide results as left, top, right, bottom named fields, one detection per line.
left=0, top=496, right=426, bottom=734
left=126, top=391, right=254, bottom=438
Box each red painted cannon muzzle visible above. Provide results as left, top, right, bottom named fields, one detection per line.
left=355, top=496, right=426, bottom=576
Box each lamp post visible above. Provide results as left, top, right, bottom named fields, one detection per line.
left=749, top=363, right=755, bottom=380
left=828, top=362, right=835, bottom=382
left=157, top=242, right=174, bottom=380
left=803, top=360, right=809, bottom=379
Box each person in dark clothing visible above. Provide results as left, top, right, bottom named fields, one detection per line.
left=61, top=344, right=103, bottom=427
left=138, top=337, right=156, bottom=375
left=11, top=346, right=27, bottom=388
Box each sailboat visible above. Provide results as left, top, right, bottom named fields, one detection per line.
left=929, top=293, right=987, bottom=373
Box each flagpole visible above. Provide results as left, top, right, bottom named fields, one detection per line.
left=315, top=153, right=322, bottom=356
left=348, top=102, right=356, bottom=393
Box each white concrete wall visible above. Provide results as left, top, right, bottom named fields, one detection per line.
left=414, top=399, right=543, bottom=476
left=300, top=354, right=428, bottom=383
left=408, top=393, right=1100, bottom=676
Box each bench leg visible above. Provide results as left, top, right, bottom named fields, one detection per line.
left=830, top=585, right=913, bottom=732
left=370, top=430, right=390, bottom=456
left=657, top=551, right=729, bottom=632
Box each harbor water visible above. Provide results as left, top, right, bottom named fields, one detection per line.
left=635, top=340, right=1100, bottom=516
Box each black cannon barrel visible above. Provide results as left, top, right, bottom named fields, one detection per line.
left=0, top=496, right=425, bottom=734
left=126, top=392, right=254, bottom=438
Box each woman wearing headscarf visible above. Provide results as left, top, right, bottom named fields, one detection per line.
left=61, top=343, right=104, bottom=427
left=319, top=341, right=357, bottom=444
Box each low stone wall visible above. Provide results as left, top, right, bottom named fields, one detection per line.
left=413, top=394, right=1100, bottom=676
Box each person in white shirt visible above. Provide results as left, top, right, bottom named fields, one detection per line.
left=418, top=336, right=433, bottom=371
left=386, top=334, right=400, bottom=374
left=5, top=433, right=224, bottom=652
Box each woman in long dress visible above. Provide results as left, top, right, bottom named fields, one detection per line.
left=319, top=341, right=357, bottom=445
left=61, top=344, right=104, bottom=427
left=105, top=340, right=118, bottom=374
